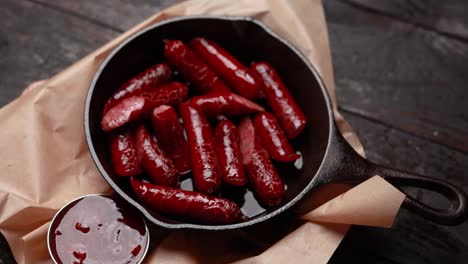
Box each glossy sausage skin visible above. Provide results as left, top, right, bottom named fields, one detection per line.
left=101, top=82, right=189, bottom=132
left=179, top=103, right=221, bottom=194
left=253, top=112, right=300, bottom=162
left=164, top=40, right=230, bottom=94
left=214, top=120, right=246, bottom=186
left=101, top=96, right=151, bottom=132
left=141, top=82, right=189, bottom=107
left=131, top=179, right=245, bottom=224
left=239, top=118, right=285, bottom=207
left=189, top=92, right=264, bottom=119
left=190, top=38, right=261, bottom=100
left=104, top=63, right=172, bottom=113
left=151, top=105, right=191, bottom=174
left=109, top=129, right=142, bottom=176
left=251, top=62, right=307, bottom=139
left=135, top=125, right=179, bottom=187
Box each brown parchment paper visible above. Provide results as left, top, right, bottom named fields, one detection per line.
left=0, top=0, right=406, bottom=263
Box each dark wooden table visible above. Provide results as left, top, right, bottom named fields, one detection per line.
left=1, top=0, right=467, bottom=263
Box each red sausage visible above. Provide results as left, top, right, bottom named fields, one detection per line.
left=190, top=38, right=261, bottom=100
left=135, top=125, right=178, bottom=187
left=104, top=63, right=172, bottom=113
left=189, top=92, right=264, bottom=119
left=151, top=105, right=191, bottom=174
left=131, top=178, right=245, bottom=224
left=239, top=118, right=285, bottom=207
left=141, top=82, right=189, bottom=106
left=108, top=129, right=142, bottom=176
left=101, top=96, right=151, bottom=132
left=251, top=62, right=307, bottom=139
left=253, top=112, right=300, bottom=162
left=214, top=120, right=246, bottom=187
left=101, top=82, right=189, bottom=132
left=179, top=103, right=221, bottom=194
left=164, top=40, right=230, bottom=94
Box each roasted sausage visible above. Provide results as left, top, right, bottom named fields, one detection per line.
left=101, top=82, right=189, bottom=132
left=189, top=92, right=264, bottom=119
left=151, top=105, right=191, bottom=174
left=190, top=38, right=261, bottom=100
left=251, top=62, right=306, bottom=139
left=253, top=112, right=300, bottom=162
left=131, top=178, right=245, bottom=224
left=164, top=40, right=230, bottom=94
left=108, top=129, right=142, bottom=176
left=104, top=63, right=172, bottom=113
left=239, top=117, right=285, bottom=207
left=179, top=103, right=221, bottom=194
left=135, top=124, right=179, bottom=187
left=141, top=82, right=189, bottom=108
left=214, top=120, right=246, bottom=186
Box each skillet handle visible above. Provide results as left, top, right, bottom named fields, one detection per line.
left=373, top=164, right=468, bottom=225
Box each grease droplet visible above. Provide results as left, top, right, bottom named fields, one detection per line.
left=131, top=245, right=142, bottom=257
left=75, top=222, right=90, bottom=233
left=72, top=251, right=86, bottom=262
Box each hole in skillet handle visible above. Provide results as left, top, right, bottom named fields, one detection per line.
left=325, top=129, right=468, bottom=226
left=374, top=165, right=468, bottom=226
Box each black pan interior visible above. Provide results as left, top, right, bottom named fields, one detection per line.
left=85, top=16, right=332, bottom=230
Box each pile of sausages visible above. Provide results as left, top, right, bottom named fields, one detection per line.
left=101, top=38, right=307, bottom=224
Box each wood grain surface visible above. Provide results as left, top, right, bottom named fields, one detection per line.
left=340, top=0, right=468, bottom=41
left=0, top=0, right=467, bottom=263
left=328, top=0, right=468, bottom=153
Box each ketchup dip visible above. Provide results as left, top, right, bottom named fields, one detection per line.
left=47, top=195, right=149, bottom=264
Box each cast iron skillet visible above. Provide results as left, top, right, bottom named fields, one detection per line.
left=85, top=16, right=468, bottom=230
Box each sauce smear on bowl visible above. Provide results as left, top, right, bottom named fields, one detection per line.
left=48, top=195, right=148, bottom=264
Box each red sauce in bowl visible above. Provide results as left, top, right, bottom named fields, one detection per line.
left=48, top=195, right=149, bottom=264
